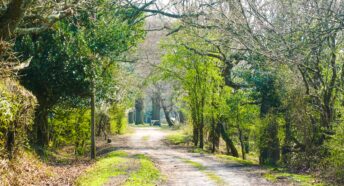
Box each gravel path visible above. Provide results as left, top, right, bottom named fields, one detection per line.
left=104, top=127, right=275, bottom=186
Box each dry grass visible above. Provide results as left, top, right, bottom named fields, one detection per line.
left=0, top=150, right=93, bottom=186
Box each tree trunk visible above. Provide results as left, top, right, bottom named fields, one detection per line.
left=211, top=116, right=216, bottom=153
left=199, top=121, right=204, bottom=149
left=193, top=123, right=199, bottom=146
left=179, top=111, right=185, bottom=123
left=236, top=103, right=246, bottom=159
left=90, top=86, right=96, bottom=159
left=198, top=99, right=205, bottom=149
left=128, top=111, right=134, bottom=124
left=244, top=135, right=250, bottom=153
left=96, top=115, right=102, bottom=137
left=6, top=125, right=15, bottom=159
left=219, top=122, right=239, bottom=157
left=161, top=101, right=174, bottom=127
left=210, top=115, right=220, bottom=153
left=152, top=95, right=161, bottom=121
left=135, top=98, right=144, bottom=124
left=35, top=105, right=49, bottom=147
left=282, top=111, right=292, bottom=164
left=238, top=127, right=246, bottom=160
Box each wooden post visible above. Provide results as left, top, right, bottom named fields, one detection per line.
left=90, top=80, right=96, bottom=159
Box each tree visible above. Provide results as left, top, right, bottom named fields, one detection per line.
left=159, top=31, right=223, bottom=149
left=15, top=0, right=145, bottom=154
left=0, top=0, right=82, bottom=40
left=151, top=91, right=161, bottom=122
left=135, top=98, right=144, bottom=124
left=15, top=29, right=91, bottom=147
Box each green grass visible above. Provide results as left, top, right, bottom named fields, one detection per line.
left=76, top=151, right=162, bottom=186
left=75, top=151, right=129, bottom=186
left=215, top=154, right=258, bottom=166
left=182, top=158, right=206, bottom=170
left=263, top=170, right=324, bottom=186
left=165, top=133, right=192, bottom=145
left=124, top=154, right=162, bottom=186
left=181, top=158, right=225, bottom=185
left=142, top=136, right=150, bottom=141
left=191, top=148, right=208, bottom=154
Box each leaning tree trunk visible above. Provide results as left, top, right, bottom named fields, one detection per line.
left=219, top=122, right=239, bottom=157
left=161, top=101, right=174, bottom=127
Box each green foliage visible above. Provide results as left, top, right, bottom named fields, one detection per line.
left=15, top=28, right=91, bottom=105
left=257, top=115, right=281, bottom=165
left=159, top=32, right=224, bottom=147
left=0, top=79, right=36, bottom=158
left=13, top=0, right=145, bottom=150
left=109, top=103, right=127, bottom=135
left=50, top=105, right=91, bottom=155
left=322, top=122, right=344, bottom=184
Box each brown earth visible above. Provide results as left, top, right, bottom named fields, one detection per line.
left=103, top=127, right=285, bottom=186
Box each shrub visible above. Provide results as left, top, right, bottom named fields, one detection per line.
left=321, top=122, right=344, bottom=184
left=0, top=78, right=37, bottom=159
left=50, top=106, right=91, bottom=155
left=109, top=103, right=127, bottom=135
left=258, top=114, right=280, bottom=165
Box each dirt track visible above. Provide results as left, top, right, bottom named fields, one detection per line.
left=103, top=127, right=277, bottom=186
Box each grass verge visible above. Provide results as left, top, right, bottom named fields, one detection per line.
left=75, top=151, right=130, bottom=186
left=263, top=168, right=324, bottom=186
left=165, top=133, right=192, bottom=145
left=76, top=151, right=162, bottom=186
left=215, top=154, right=258, bottom=166
left=181, top=158, right=225, bottom=185
left=124, top=154, right=162, bottom=186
